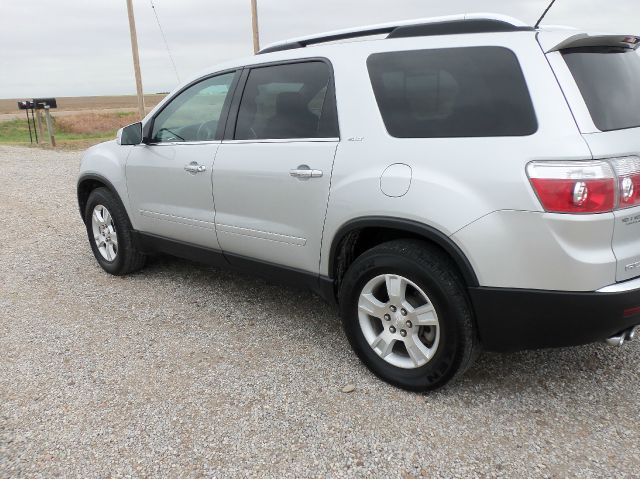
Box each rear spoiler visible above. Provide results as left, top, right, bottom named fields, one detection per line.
left=542, top=33, right=640, bottom=52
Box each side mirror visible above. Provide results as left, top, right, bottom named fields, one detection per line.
left=117, top=122, right=143, bottom=146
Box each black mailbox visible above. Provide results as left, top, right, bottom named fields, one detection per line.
left=17, top=100, right=35, bottom=110
left=17, top=98, right=58, bottom=144
left=33, top=98, right=57, bottom=109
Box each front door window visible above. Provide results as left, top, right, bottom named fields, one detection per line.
left=151, top=72, right=237, bottom=143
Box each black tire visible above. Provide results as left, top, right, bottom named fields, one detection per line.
left=84, top=187, right=146, bottom=275
left=339, top=239, right=479, bottom=392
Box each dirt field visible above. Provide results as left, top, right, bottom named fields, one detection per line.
left=0, top=95, right=166, bottom=114
left=2, top=146, right=640, bottom=478
left=0, top=95, right=166, bottom=121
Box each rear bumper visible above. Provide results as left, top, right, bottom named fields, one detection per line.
left=469, top=279, right=640, bottom=352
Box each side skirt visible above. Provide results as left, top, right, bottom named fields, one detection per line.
left=133, top=232, right=337, bottom=305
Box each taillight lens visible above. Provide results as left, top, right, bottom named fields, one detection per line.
left=527, top=161, right=615, bottom=213
left=527, top=157, right=640, bottom=214
left=610, top=156, right=640, bottom=208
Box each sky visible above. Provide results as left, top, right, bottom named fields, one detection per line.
left=0, top=0, right=638, bottom=99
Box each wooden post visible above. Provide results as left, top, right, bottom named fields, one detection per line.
left=250, top=0, right=260, bottom=54
left=44, top=106, right=56, bottom=147
left=126, top=0, right=146, bottom=119
left=35, top=109, right=44, bottom=143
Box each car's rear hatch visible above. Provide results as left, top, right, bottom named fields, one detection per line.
left=541, top=31, right=640, bottom=282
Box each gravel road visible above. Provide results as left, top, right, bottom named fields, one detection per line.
left=1, top=145, right=639, bottom=478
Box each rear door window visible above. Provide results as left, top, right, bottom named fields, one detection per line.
left=562, top=47, right=640, bottom=132
left=367, top=47, right=537, bottom=138
left=234, top=61, right=338, bottom=140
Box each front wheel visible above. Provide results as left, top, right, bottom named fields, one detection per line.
left=84, top=187, right=146, bottom=275
left=339, top=240, right=478, bottom=392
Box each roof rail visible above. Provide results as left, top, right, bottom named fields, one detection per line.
left=258, top=13, right=533, bottom=54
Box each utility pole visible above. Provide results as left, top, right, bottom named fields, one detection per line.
left=126, top=0, right=146, bottom=119
left=250, top=0, right=260, bottom=54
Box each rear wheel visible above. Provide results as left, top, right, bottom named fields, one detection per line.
left=84, top=188, right=146, bottom=275
left=339, top=240, right=478, bottom=391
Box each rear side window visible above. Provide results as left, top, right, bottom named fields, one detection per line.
left=563, top=47, right=640, bottom=132
left=367, top=47, right=537, bottom=138
left=235, top=61, right=338, bottom=140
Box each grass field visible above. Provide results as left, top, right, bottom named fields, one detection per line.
left=0, top=111, right=141, bottom=149
left=0, top=95, right=166, bottom=149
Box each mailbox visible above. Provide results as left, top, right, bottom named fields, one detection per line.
left=33, top=98, right=57, bottom=109
left=17, top=100, right=35, bottom=110
left=17, top=97, right=58, bottom=144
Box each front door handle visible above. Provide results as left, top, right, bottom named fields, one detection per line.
left=290, top=164, right=323, bottom=180
left=184, top=161, right=207, bottom=174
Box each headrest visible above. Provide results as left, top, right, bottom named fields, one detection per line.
left=276, top=91, right=306, bottom=114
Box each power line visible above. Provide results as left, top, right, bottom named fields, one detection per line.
left=149, top=0, right=180, bottom=83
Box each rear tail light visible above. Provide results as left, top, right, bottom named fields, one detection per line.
left=527, top=161, right=615, bottom=213
left=527, top=157, right=640, bottom=214
left=610, top=156, right=640, bottom=208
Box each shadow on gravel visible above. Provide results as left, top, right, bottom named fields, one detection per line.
left=140, top=252, right=337, bottom=313
left=448, top=342, right=629, bottom=400
left=131, top=253, right=634, bottom=398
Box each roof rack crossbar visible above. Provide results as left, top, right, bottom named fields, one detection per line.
left=258, top=14, right=533, bottom=55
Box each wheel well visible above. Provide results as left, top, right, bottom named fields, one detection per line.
left=77, top=178, right=109, bottom=222
left=330, top=222, right=478, bottom=295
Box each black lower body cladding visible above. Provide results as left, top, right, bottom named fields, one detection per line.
left=469, top=286, right=640, bottom=352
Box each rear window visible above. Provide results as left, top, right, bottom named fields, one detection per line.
left=563, top=47, right=640, bottom=132
left=367, top=47, right=537, bottom=138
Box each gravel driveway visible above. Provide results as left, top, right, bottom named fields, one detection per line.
left=1, top=145, right=639, bottom=478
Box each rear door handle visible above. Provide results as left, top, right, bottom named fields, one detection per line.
left=184, top=161, right=207, bottom=174
left=290, top=164, right=323, bottom=180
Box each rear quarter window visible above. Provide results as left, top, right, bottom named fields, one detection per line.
left=562, top=47, right=640, bottom=132
left=367, top=46, right=538, bottom=138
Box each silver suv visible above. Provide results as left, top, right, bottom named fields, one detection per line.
left=78, top=14, right=640, bottom=391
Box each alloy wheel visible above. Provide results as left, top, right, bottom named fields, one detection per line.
left=358, top=274, right=440, bottom=369
left=91, top=204, right=118, bottom=262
